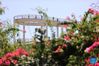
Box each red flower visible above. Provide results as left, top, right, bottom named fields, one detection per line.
left=96, top=54, right=99, bottom=57
left=95, top=62, right=99, bottom=66
left=0, top=59, right=3, bottom=65
left=95, top=10, right=99, bottom=15
left=54, top=49, right=59, bottom=53
left=5, top=60, right=10, bottom=65
left=15, top=48, right=29, bottom=56
left=62, top=44, right=67, bottom=48
left=12, top=51, right=20, bottom=56
left=88, top=8, right=99, bottom=16
left=92, top=41, right=99, bottom=47
left=85, top=58, right=90, bottom=63
left=85, top=41, right=99, bottom=53
left=2, top=56, right=7, bottom=61
left=88, top=64, right=93, bottom=66
left=22, top=51, right=29, bottom=56
left=12, top=60, right=18, bottom=64
left=5, top=53, right=13, bottom=58
left=63, top=25, right=68, bottom=28
left=64, top=36, right=70, bottom=41
left=11, top=48, right=29, bottom=56
left=54, top=46, right=63, bottom=53
left=88, top=8, right=94, bottom=14
left=85, top=47, right=93, bottom=53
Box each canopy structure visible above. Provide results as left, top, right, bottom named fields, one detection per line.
left=14, top=15, right=71, bottom=43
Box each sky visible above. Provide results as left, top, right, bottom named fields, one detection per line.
left=0, top=0, right=98, bottom=40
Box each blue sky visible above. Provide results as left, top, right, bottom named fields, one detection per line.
left=0, top=0, right=97, bottom=39
left=1, top=0, right=96, bottom=21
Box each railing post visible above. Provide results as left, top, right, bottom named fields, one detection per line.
left=23, top=23, right=25, bottom=44
left=57, top=25, right=59, bottom=38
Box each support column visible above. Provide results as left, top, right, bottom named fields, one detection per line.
left=13, top=32, right=16, bottom=44
left=13, top=23, right=17, bottom=44
left=23, top=24, right=25, bottom=44
left=57, top=26, right=59, bottom=38
left=46, top=26, right=48, bottom=37
left=61, top=27, right=64, bottom=35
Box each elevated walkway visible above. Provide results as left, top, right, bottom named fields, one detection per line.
left=14, top=15, right=68, bottom=26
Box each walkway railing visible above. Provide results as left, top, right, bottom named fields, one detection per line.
left=14, top=15, right=66, bottom=23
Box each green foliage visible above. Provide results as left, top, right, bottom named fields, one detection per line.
left=30, top=10, right=99, bottom=66
left=0, top=4, right=99, bottom=65
left=0, top=2, right=4, bottom=15
left=0, top=23, right=20, bottom=56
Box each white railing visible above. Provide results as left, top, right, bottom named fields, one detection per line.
left=14, top=15, right=66, bottom=23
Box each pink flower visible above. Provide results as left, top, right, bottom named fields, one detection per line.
left=64, top=36, right=70, bottom=41
left=15, top=48, right=29, bottom=56
left=88, top=64, right=93, bottom=66
left=58, top=46, right=62, bottom=49
left=12, top=60, right=18, bottom=64
left=88, top=8, right=99, bottom=16
left=15, top=48, right=24, bottom=56
left=62, top=44, right=67, bottom=48
left=85, top=47, right=93, bottom=53
left=12, top=51, right=20, bottom=56
left=95, top=62, right=99, bottom=66
left=93, top=9, right=99, bottom=15
left=5, top=52, right=13, bottom=58
left=5, top=60, right=10, bottom=65
left=85, top=41, right=99, bottom=53
left=54, top=46, right=63, bottom=53
left=85, top=58, right=90, bottom=63
left=2, top=56, right=7, bottom=61
left=0, top=59, right=3, bottom=65
left=63, top=25, right=68, bottom=28
left=90, top=41, right=99, bottom=49
left=95, top=11, right=99, bottom=15
left=22, top=51, right=29, bottom=56
left=54, top=49, right=60, bottom=53
left=88, top=8, right=95, bottom=14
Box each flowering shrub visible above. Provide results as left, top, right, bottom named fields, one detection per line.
left=85, top=57, right=99, bottom=66
left=0, top=48, right=29, bottom=66
left=88, top=8, right=99, bottom=15
left=0, top=6, right=99, bottom=66
left=85, top=40, right=99, bottom=53
left=50, top=8, right=99, bottom=66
